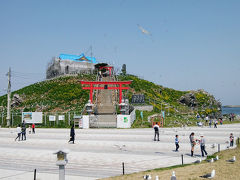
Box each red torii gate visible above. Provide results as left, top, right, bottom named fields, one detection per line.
left=99, top=66, right=113, bottom=76
left=80, top=81, right=132, bottom=103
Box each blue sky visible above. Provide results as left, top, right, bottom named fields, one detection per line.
left=0, top=0, right=239, bottom=105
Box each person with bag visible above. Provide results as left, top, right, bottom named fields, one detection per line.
left=189, top=132, right=197, bottom=157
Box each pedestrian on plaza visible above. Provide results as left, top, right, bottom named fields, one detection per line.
left=175, top=135, right=179, bottom=152
left=22, top=120, right=26, bottom=128
left=21, top=124, right=26, bottom=141
left=15, top=124, right=22, bottom=141
left=230, top=133, right=234, bottom=147
left=209, top=119, right=212, bottom=128
left=32, top=123, right=35, bottom=134
left=219, top=118, right=223, bottom=125
left=189, top=132, right=197, bottom=157
left=28, top=125, right=31, bottom=134
left=68, top=124, right=75, bottom=144
left=200, top=134, right=208, bottom=157
left=214, top=119, right=218, bottom=128
left=205, top=116, right=209, bottom=126
left=153, top=123, right=160, bottom=141
left=196, top=113, right=200, bottom=121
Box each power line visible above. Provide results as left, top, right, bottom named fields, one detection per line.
left=12, top=71, right=45, bottom=76
left=12, top=74, right=44, bottom=80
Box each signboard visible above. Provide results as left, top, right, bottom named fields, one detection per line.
left=124, top=117, right=128, bottom=123
left=131, top=94, right=145, bottom=104
left=117, top=115, right=131, bottom=128
left=49, top=115, right=56, bottom=121
left=22, top=112, right=43, bottom=124
left=58, top=115, right=65, bottom=121
left=162, top=111, right=165, bottom=118
left=140, top=111, right=143, bottom=120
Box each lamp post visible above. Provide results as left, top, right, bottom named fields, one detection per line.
left=86, top=100, right=93, bottom=115
left=119, top=99, right=127, bottom=115
left=54, top=150, right=69, bottom=180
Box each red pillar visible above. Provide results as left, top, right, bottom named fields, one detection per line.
left=90, top=84, right=93, bottom=103
left=108, top=67, right=112, bottom=76
left=119, top=84, right=122, bottom=103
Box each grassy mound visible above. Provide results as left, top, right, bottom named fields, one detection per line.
left=0, top=74, right=222, bottom=128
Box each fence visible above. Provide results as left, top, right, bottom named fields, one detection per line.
left=0, top=111, right=82, bottom=128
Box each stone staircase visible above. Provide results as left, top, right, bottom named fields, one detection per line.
left=90, top=76, right=117, bottom=128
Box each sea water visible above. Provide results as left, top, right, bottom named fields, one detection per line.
left=222, top=107, right=240, bottom=115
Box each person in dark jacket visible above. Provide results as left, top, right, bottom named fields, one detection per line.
left=21, top=125, right=26, bottom=141
left=153, top=123, right=160, bottom=141
left=68, top=125, right=75, bottom=144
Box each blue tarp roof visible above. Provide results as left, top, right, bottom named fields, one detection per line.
left=59, top=53, right=97, bottom=64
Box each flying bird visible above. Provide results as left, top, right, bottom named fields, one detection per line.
left=200, top=169, right=215, bottom=179
left=211, top=143, right=216, bottom=149
left=114, top=144, right=126, bottom=151
left=137, top=24, right=152, bottom=36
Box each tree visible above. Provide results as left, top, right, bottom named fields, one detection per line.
left=121, top=64, right=126, bottom=75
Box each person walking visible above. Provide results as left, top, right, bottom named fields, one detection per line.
left=230, top=133, right=234, bottom=147
left=32, top=123, right=35, bottom=134
left=205, top=116, right=209, bottom=126
left=219, top=118, right=223, bottom=125
left=209, top=119, right=212, bottom=128
left=175, top=135, right=179, bottom=152
left=200, top=134, right=208, bottom=157
left=153, top=123, right=160, bottom=141
left=214, top=119, right=218, bottom=128
left=189, top=132, right=196, bottom=157
left=28, top=125, right=32, bottom=134
left=15, top=124, right=21, bottom=141
left=68, top=125, right=75, bottom=144
left=21, top=125, right=26, bottom=141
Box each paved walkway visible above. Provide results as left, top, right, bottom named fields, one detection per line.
left=0, top=124, right=239, bottom=180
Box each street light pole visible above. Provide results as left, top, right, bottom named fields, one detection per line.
left=6, top=67, right=11, bottom=127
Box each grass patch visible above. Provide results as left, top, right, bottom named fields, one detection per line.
left=101, top=144, right=240, bottom=180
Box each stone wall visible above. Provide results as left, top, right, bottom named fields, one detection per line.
left=133, top=105, right=154, bottom=111
left=46, top=58, right=95, bottom=79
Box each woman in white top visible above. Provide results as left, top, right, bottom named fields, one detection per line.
left=15, top=124, right=21, bottom=141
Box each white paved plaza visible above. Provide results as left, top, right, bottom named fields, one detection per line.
left=0, top=124, right=239, bottom=180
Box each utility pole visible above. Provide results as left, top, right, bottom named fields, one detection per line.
left=90, top=45, right=93, bottom=74
left=6, top=67, right=11, bottom=127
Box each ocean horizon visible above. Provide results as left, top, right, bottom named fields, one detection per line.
left=222, top=106, right=240, bottom=115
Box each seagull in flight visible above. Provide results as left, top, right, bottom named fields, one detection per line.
left=137, top=24, right=152, bottom=36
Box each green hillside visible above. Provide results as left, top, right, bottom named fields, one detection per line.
left=119, top=75, right=220, bottom=113
left=0, top=74, right=221, bottom=127
left=118, top=74, right=221, bottom=127
left=0, top=74, right=96, bottom=113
